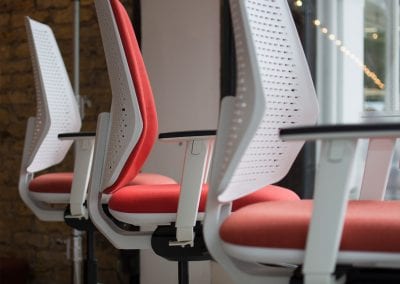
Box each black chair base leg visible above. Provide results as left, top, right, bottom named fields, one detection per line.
left=178, top=261, right=189, bottom=284
left=85, top=259, right=97, bottom=284
left=85, top=229, right=97, bottom=284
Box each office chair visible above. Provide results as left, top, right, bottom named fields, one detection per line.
left=20, top=17, right=177, bottom=284
left=203, top=0, right=400, bottom=283
left=88, top=0, right=300, bottom=283
left=21, top=17, right=176, bottom=222
left=20, top=17, right=89, bottom=222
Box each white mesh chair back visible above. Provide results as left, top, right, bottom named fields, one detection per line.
left=94, top=0, right=143, bottom=189
left=213, top=0, right=318, bottom=202
left=25, top=18, right=81, bottom=173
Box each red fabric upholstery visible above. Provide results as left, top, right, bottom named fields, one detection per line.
left=29, top=172, right=176, bottom=194
left=231, top=185, right=299, bottom=211
left=103, top=1, right=300, bottom=216
left=220, top=200, right=400, bottom=253
left=108, top=184, right=299, bottom=213
left=29, top=173, right=72, bottom=194
left=109, top=184, right=208, bottom=213
left=126, top=172, right=177, bottom=186
left=104, top=0, right=158, bottom=194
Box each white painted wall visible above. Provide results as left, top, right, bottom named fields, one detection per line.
left=140, top=0, right=220, bottom=283
left=141, top=0, right=220, bottom=182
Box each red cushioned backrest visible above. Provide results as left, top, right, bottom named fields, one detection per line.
left=103, top=0, right=158, bottom=194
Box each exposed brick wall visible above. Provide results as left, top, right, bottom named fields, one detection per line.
left=0, top=0, right=133, bottom=283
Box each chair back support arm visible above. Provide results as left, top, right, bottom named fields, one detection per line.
left=87, top=113, right=152, bottom=250
left=204, top=91, right=294, bottom=284
left=205, top=97, right=257, bottom=281
left=19, top=118, right=65, bottom=221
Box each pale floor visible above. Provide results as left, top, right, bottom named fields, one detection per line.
left=141, top=250, right=233, bottom=284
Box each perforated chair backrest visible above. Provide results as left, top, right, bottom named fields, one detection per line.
left=25, top=18, right=81, bottom=173
left=213, top=0, right=318, bottom=202
left=95, top=0, right=158, bottom=194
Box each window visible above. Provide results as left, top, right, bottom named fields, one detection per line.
left=364, top=0, right=399, bottom=112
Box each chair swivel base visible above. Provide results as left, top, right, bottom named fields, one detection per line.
left=151, top=222, right=211, bottom=284
left=151, top=222, right=211, bottom=262
left=64, top=208, right=98, bottom=284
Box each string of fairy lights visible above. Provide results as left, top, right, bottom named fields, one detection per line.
left=294, top=0, right=385, bottom=90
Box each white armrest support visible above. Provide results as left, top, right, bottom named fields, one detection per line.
left=303, top=139, right=357, bottom=279
left=67, top=138, right=95, bottom=218
left=171, top=136, right=215, bottom=246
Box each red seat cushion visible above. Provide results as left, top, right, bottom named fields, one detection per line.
left=29, top=172, right=176, bottom=194
left=108, top=184, right=299, bottom=214
left=126, top=173, right=176, bottom=186
left=29, top=172, right=73, bottom=194
left=220, top=200, right=400, bottom=253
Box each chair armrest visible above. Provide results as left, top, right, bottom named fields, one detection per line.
left=303, top=138, right=358, bottom=278
left=67, top=137, right=95, bottom=218
left=58, top=131, right=96, bottom=140
left=280, top=123, right=400, bottom=141
left=172, top=137, right=215, bottom=246
left=281, top=123, right=399, bottom=201
left=158, top=130, right=216, bottom=142
left=289, top=123, right=400, bottom=276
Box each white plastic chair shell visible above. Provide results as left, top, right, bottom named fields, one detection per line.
left=213, top=0, right=318, bottom=202
left=94, top=0, right=143, bottom=190
left=25, top=18, right=81, bottom=173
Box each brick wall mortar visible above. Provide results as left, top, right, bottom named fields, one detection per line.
left=0, top=0, right=133, bottom=282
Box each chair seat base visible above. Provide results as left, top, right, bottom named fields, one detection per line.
left=109, top=208, right=205, bottom=226
left=222, top=242, right=400, bottom=268
left=220, top=200, right=400, bottom=253
left=151, top=222, right=211, bottom=262
left=289, top=266, right=400, bottom=284
left=64, top=207, right=97, bottom=232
